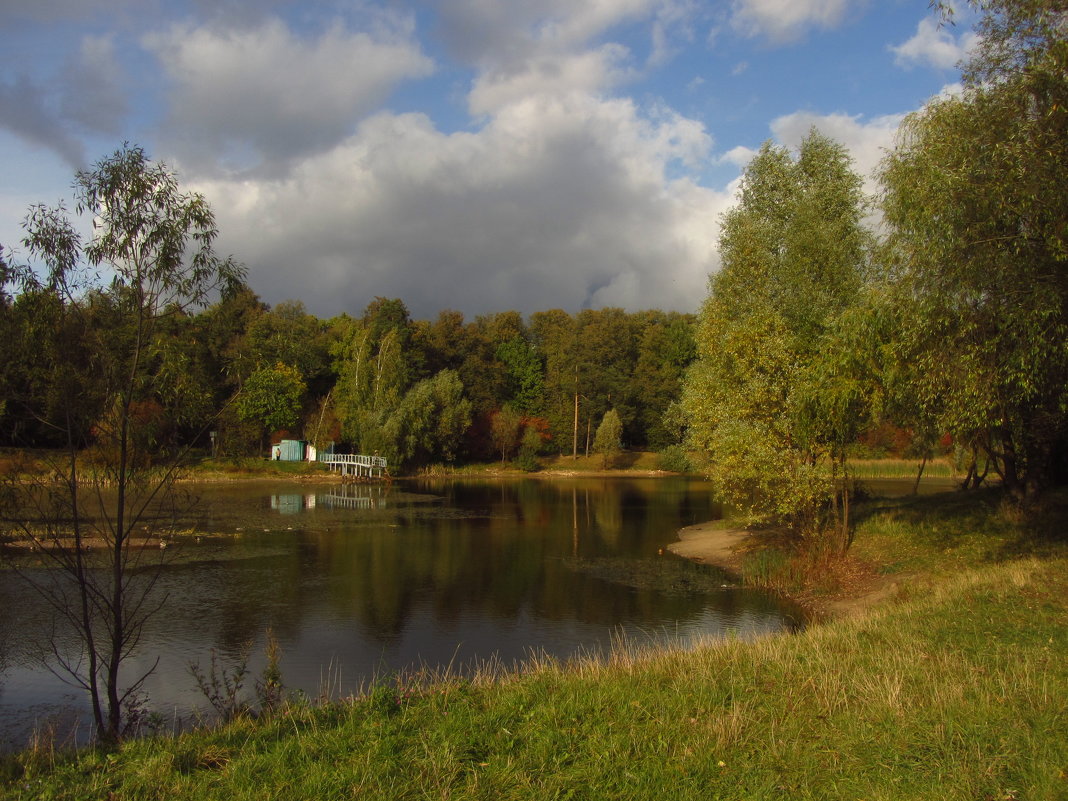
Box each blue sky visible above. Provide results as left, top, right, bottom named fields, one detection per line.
left=0, top=0, right=977, bottom=319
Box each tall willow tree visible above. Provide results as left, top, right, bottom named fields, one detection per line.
left=880, top=0, right=1068, bottom=500
left=332, top=300, right=412, bottom=457
left=683, top=131, right=870, bottom=546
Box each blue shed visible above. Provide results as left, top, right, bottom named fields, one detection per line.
left=278, top=439, right=306, bottom=461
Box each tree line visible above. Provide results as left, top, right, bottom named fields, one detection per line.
left=0, top=264, right=698, bottom=469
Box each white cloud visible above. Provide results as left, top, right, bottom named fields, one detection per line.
left=717, top=145, right=758, bottom=168
left=436, top=0, right=657, bottom=68
left=469, top=45, right=633, bottom=115
left=890, top=16, right=979, bottom=70
left=542, top=0, right=659, bottom=50
left=144, top=16, right=432, bottom=168
left=731, top=0, right=860, bottom=44
left=648, top=0, right=699, bottom=66
left=937, top=81, right=965, bottom=98
left=194, top=95, right=729, bottom=318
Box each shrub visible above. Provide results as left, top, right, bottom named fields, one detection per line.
left=656, top=445, right=692, bottom=473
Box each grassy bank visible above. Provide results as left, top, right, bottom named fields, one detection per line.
left=3, top=488, right=1066, bottom=800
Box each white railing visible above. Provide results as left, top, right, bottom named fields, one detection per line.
left=318, top=452, right=388, bottom=479
left=318, top=453, right=388, bottom=469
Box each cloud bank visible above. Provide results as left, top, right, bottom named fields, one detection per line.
left=0, top=0, right=971, bottom=320
left=198, top=95, right=729, bottom=318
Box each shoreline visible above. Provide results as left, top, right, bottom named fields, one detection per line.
left=667, top=520, right=908, bottom=621
left=667, top=520, right=750, bottom=572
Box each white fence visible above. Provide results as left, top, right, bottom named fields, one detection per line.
left=318, top=452, right=388, bottom=479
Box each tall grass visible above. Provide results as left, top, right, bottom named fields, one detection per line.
left=849, top=458, right=954, bottom=479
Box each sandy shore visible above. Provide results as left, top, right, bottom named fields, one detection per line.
left=667, top=521, right=751, bottom=571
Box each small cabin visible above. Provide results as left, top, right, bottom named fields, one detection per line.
left=272, top=439, right=316, bottom=462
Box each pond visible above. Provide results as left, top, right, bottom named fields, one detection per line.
left=0, top=476, right=803, bottom=751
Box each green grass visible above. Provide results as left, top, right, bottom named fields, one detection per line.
left=5, top=488, right=1068, bottom=800
left=538, top=451, right=666, bottom=472
left=849, top=458, right=954, bottom=479
left=851, top=486, right=1067, bottom=578
left=420, top=452, right=671, bottom=476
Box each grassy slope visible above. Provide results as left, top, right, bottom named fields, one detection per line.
left=5, top=489, right=1068, bottom=800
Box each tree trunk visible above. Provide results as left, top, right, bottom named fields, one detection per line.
left=841, top=480, right=851, bottom=554
left=572, top=390, right=579, bottom=460
left=912, top=454, right=928, bottom=495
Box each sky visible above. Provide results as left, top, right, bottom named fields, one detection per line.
left=0, top=0, right=978, bottom=320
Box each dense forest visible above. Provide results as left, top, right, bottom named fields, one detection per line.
left=0, top=277, right=697, bottom=466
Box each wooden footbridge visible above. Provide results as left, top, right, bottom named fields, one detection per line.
left=318, top=452, right=388, bottom=480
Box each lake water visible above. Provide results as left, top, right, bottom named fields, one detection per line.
left=0, top=476, right=803, bottom=751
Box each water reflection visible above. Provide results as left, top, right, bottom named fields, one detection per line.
left=0, top=477, right=801, bottom=751
left=273, top=483, right=391, bottom=513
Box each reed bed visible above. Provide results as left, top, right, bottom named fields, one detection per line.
left=848, top=458, right=954, bottom=479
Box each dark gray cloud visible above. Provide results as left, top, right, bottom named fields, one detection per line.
left=0, top=74, right=85, bottom=169
left=58, top=35, right=128, bottom=137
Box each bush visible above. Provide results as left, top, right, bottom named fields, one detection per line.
left=514, top=450, right=540, bottom=472
left=656, top=445, right=692, bottom=473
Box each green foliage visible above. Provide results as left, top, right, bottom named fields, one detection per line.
left=244, top=300, right=332, bottom=393
left=490, top=405, right=524, bottom=462
left=5, top=144, right=244, bottom=744
left=254, top=629, right=285, bottom=715
left=496, top=335, right=544, bottom=414
left=237, top=362, right=306, bottom=437
left=630, top=313, right=697, bottom=448
left=593, top=408, right=623, bottom=469
left=189, top=630, right=287, bottom=723
left=188, top=645, right=252, bottom=723
left=684, top=131, right=869, bottom=542
left=529, top=309, right=580, bottom=450
left=879, top=0, right=1068, bottom=499
left=332, top=304, right=413, bottom=456
left=515, top=423, right=546, bottom=471
left=366, top=683, right=401, bottom=718
left=380, top=369, right=473, bottom=468
left=655, top=445, right=692, bottom=474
